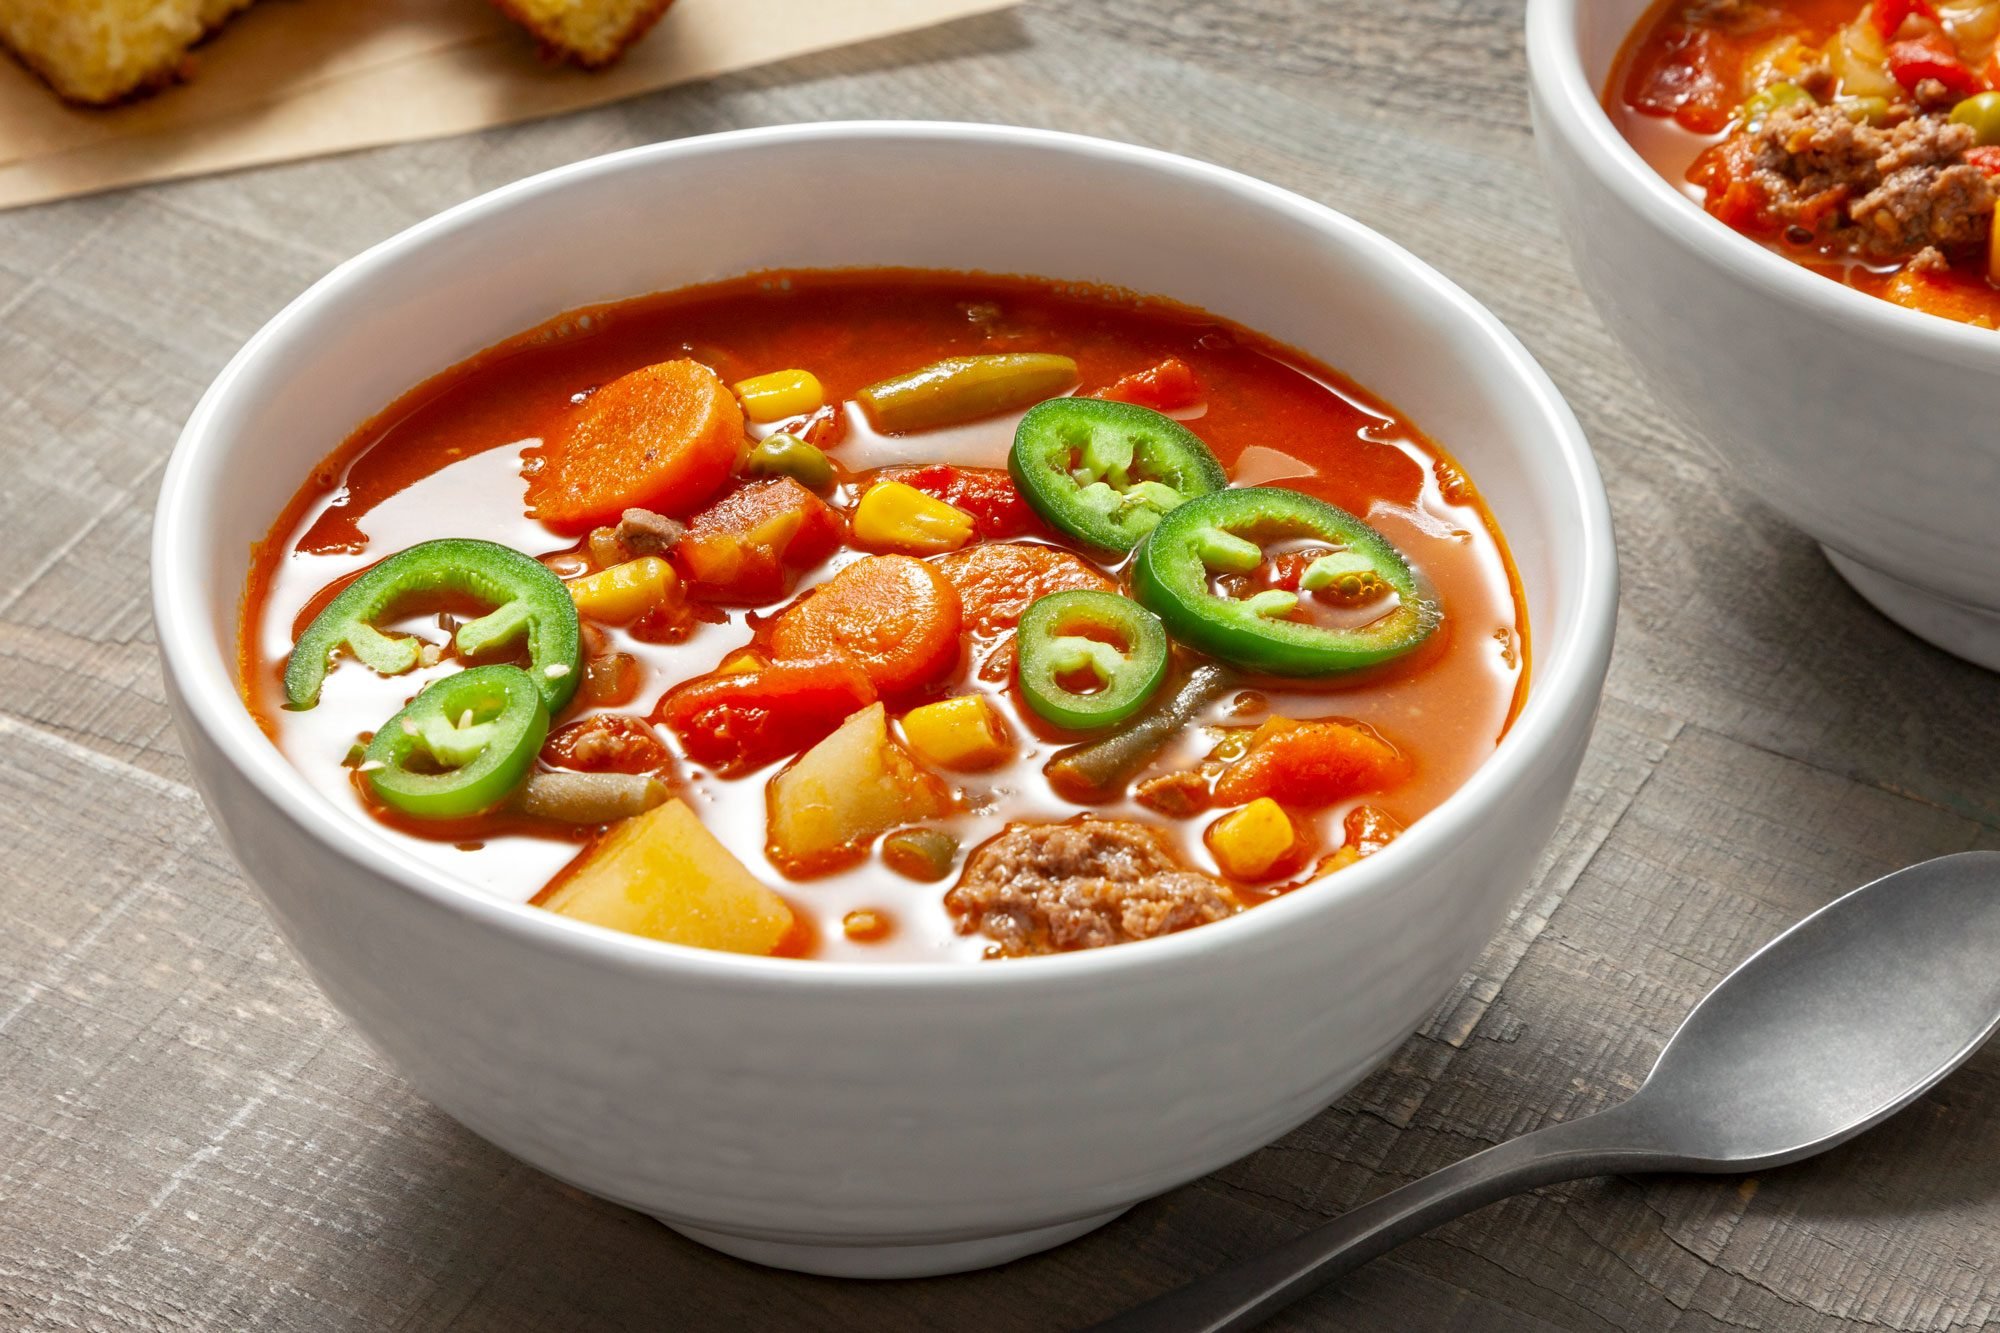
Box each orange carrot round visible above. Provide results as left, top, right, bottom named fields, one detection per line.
left=770, top=555, right=963, bottom=694
left=526, top=359, right=743, bottom=534
left=933, top=541, right=1115, bottom=635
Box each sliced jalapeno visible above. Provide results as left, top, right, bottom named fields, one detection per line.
left=1016, top=590, right=1170, bottom=731
left=1131, top=487, right=1438, bottom=676
left=1010, top=398, right=1227, bottom=551
left=285, top=538, right=581, bottom=712
left=360, top=665, right=549, bottom=819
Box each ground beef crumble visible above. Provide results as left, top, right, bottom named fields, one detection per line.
left=1733, top=103, right=1996, bottom=259
left=613, top=507, right=684, bottom=556
left=946, top=820, right=1238, bottom=957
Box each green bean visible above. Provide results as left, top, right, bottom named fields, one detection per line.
left=858, top=354, right=1077, bottom=433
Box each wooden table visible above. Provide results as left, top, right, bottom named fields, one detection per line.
left=4, top=2, right=1998, bottom=1328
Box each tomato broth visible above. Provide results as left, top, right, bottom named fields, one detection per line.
left=242, top=270, right=1527, bottom=962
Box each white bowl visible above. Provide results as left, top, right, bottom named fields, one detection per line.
left=1530, top=0, right=2000, bottom=671
left=153, top=122, right=1616, bottom=1278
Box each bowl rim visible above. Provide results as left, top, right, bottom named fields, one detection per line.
left=153, top=120, right=1617, bottom=989
left=1525, top=0, right=2000, bottom=373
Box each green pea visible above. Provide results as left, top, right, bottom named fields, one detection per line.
left=744, top=433, right=834, bottom=489
left=1739, top=82, right=1814, bottom=126
left=1951, top=92, right=2000, bottom=146
left=1838, top=96, right=1892, bottom=127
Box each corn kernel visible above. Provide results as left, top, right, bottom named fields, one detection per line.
left=717, top=650, right=765, bottom=676
left=1208, top=798, right=1295, bottom=880
left=901, top=695, right=1012, bottom=770
left=567, top=556, right=680, bottom=624
left=732, top=369, right=825, bottom=423
left=852, top=480, right=975, bottom=554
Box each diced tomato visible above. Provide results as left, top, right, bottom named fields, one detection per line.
left=874, top=464, right=1037, bottom=540
left=1087, top=356, right=1203, bottom=412
left=1967, top=145, right=2000, bottom=175
left=543, top=714, right=672, bottom=775
left=671, top=478, right=843, bottom=602
left=1627, top=27, right=1741, bottom=134
left=1212, top=718, right=1408, bottom=809
left=658, top=658, right=877, bottom=774
left=1872, top=0, right=1938, bottom=41
left=1888, top=34, right=1984, bottom=97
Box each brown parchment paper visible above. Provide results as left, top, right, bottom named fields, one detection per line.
left=0, top=0, right=1015, bottom=211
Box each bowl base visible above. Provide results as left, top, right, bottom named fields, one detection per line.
left=660, top=1206, right=1131, bottom=1278
left=1823, top=546, right=2000, bottom=673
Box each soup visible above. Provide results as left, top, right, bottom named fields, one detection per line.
left=1613, top=0, right=2000, bottom=326
left=241, top=270, right=1526, bottom=962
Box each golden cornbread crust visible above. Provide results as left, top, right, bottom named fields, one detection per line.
left=486, top=0, right=678, bottom=68
left=0, top=0, right=259, bottom=106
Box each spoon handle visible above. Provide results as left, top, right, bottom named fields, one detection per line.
left=1086, top=1106, right=1655, bottom=1333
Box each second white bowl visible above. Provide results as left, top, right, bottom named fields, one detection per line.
left=1530, top=0, right=2000, bottom=671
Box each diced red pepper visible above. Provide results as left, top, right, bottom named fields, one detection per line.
left=1873, top=0, right=1938, bottom=40
left=1087, top=356, right=1204, bottom=412
left=1967, top=145, right=2000, bottom=175
left=1888, top=34, right=1984, bottom=97
left=671, top=478, right=843, bottom=603
left=873, top=464, right=1037, bottom=539
left=657, top=658, right=877, bottom=775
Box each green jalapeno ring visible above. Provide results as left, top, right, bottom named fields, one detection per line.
left=1009, top=398, right=1228, bottom=552
left=285, top=537, right=581, bottom=713
left=360, top=665, right=549, bottom=819
left=1016, top=590, right=1171, bottom=731
left=1131, top=487, right=1439, bottom=677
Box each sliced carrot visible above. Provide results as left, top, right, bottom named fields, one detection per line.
left=673, top=478, right=843, bottom=602
left=769, top=554, right=963, bottom=695
left=526, top=359, right=744, bottom=534
left=1212, top=717, right=1407, bottom=808
left=933, top=542, right=1116, bottom=636
left=658, top=658, right=877, bottom=775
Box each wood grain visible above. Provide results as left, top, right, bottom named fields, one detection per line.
left=4, top=1, right=1999, bottom=1329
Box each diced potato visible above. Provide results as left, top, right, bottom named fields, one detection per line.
left=568, top=556, right=680, bottom=623
left=768, top=703, right=951, bottom=871
left=900, top=694, right=1012, bottom=770
left=1208, top=798, right=1295, bottom=880
left=541, top=798, right=794, bottom=955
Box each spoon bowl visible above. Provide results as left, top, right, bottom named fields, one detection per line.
left=1094, top=851, right=2000, bottom=1332
left=1627, top=850, right=2000, bottom=1170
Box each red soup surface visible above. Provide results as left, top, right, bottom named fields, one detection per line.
left=1612, top=0, right=2000, bottom=327
left=241, top=269, right=1528, bottom=962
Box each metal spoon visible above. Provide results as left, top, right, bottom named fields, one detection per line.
left=1091, top=851, right=2000, bottom=1333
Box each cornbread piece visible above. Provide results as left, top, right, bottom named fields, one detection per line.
left=0, top=0, right=257, bottom=105
left=489, top=0, right=678, bottom=68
